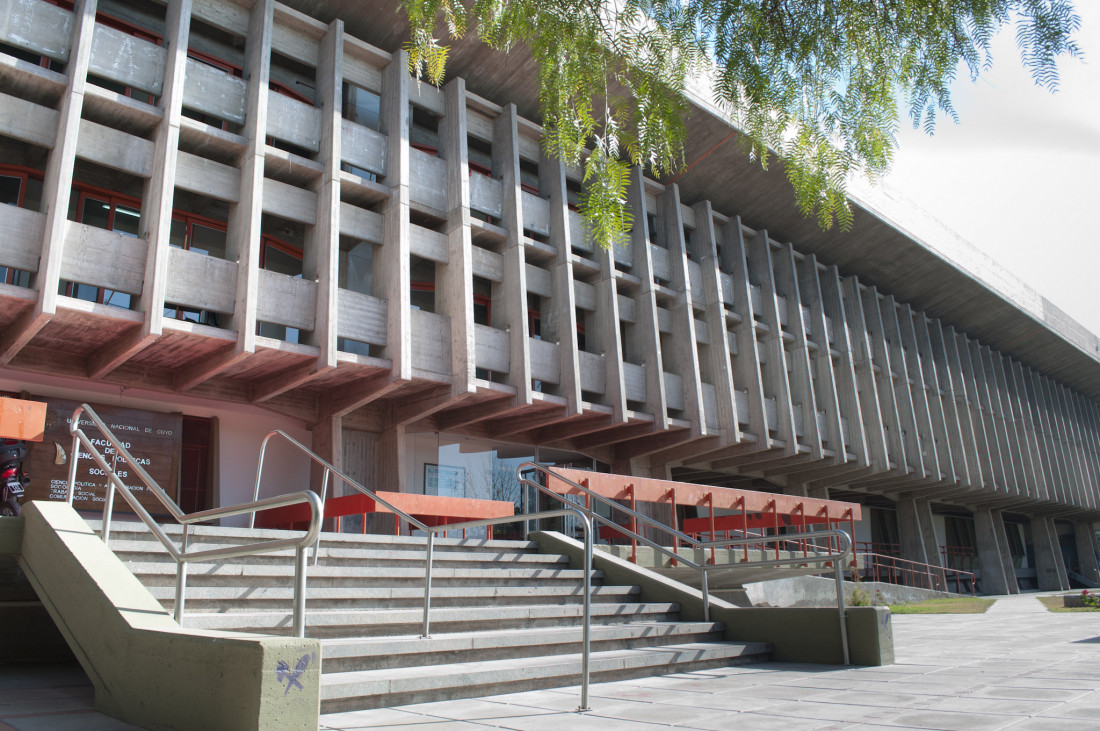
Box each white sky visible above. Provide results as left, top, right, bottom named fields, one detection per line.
left=879, top=3, right=1100, bottom=340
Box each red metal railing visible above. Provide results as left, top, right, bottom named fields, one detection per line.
left=855, top=541, right=900, bottom=556
left=940, top=544, right=976, bottom=573
left=857, top=551, right=977, bottom=595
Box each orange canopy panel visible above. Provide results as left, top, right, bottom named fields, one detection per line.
left=544, top=467, right=862, bottom=524
left=0, top=397, right=46, bottom=442
left=256, top=490, right=516, bottom=531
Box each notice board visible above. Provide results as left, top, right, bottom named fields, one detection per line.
left=24, top=398, right=183, bottom=515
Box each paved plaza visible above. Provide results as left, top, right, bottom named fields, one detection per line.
left=3, top=593, right=1099, bottom=730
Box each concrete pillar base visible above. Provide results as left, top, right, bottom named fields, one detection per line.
left=898, top=497, right=946, bottom=591
left=1074, top=521, right=1100, bottom=586
left=975, top=508, right=1017, bottom=595
left=1031, top=516, right=1070, bottom=591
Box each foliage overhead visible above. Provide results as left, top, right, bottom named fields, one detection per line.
left=402, top=0, right=1081, bottom=248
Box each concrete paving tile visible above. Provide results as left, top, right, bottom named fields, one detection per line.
left=320, top=708, right=450, bottom=728
left=582, top=699, right=733, bottom=726
left=836, top=726, right=931, bottom=731
left=920, top=696, right=1061, bottom=716
left=684, top=710, right=835, bottom=730
left=810, top=689, right=926, bottom=709
left=656, top=691, right=787, bottom=713
left=873, top=710, right=1021, bottom=731
left=0, top=698, right=95, bottom=716
left=473, top=692, right=584, bottom=713
left=487, top=710, right=671, bottom=730
left=1, top=711, right=145, bottom=731
left=397, top=699, right=564, bottom=723
left=967, top=686, right=1090, bottom=702
left=1035, top=700, right=1100, bottom=720
left=1000, top=718, right=1090, bottom=730
left=730, top=684, right=838, bottom=701
left=751, top=700, right=888, bottom=724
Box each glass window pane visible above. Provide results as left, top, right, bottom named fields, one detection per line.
left=346, top=84, right=380, bottom=130
left=342, top=241, right=373, bottom=295
left=191, top=224, right=227, bottom=259
left=23, top=177, right=42, bottom=211
left=73, top=283, right=99, bottom=302
left=0, top=175, right=21, bottom=206
left=113, top=205, right=140, bottom=236
left=80, top=198, right=111, bottom=229
left=103, top=289, right=131, bottom=309
left=169, top=219, right=186, bottom=248
left=263, top=244, right=302, bottom=276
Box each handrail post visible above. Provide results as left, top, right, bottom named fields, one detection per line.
left=293, top=545, right=308, bottom=638
left=522, top=475, right=529, bottom=540
left=66, top=429, right=81, bottom=505
left=835, top=543, right=850, bottom=666
left=174, top=526, right=190, bottom=626
left=700, top=566, right=710, bottom=622
left=313, top=468, right=332, bottom=565
left=578, top=510, right=592, bottom=713
left=421, top=532, right=435, bottom=638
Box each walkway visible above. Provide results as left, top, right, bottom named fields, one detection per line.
left=3, top=593, right=1099, bottom=730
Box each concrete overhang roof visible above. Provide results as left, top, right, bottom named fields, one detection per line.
left=297, top=0, right=1100, bottom=400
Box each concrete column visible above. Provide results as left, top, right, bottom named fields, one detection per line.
left=1031, top=516, right=1070, bottom=591
left=310, top=414, right=342, bottom=529
left=1074, top=521, right=1100, bottom=585
left=992, top=513, right=1021, bottom=594
left=975, top=508, right=1016, bottom=595
left=897, top=498, right=930, bottom=565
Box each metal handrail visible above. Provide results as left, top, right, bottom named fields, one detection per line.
left=518, top=462, right=853, bottom=664
left=246, top=433, right=595, bottom=710
left=857, top=551, right=977, bottom=595
left=418, top=507, right=594, bottom=711
left=66, top=404, right=322, bottom=637
left=249, top=430, right=439, bottom=560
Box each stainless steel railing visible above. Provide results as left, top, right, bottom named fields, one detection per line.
left=66, top=404, right=322, bottom=637
left=518, top=462, right=853, bottom=665
left=247, top=431, right=596, bottom=709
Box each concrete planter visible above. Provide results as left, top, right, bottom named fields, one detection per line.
left=1062, top=594, right=1100, bottom=608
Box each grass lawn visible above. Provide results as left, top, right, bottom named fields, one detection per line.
left=888, top=597, right=996, bottom=614
left=1037, top=595, right=1100, bottom=613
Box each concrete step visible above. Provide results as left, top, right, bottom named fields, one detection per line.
left=181, top=601, right=681, bottom=638
left=150, top=583, right=640, bottom=612
left=108, top=539, right=568, bottom=569
left=319, top=622, right=729, bottom=672
left=320, top=640, right=772, bottom=711
left=128, top=561, right=600, bottom=588
left=90, top=521, right=537, bottom=554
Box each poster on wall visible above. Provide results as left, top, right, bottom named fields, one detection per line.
left=23, top=398, right=184, bottom=515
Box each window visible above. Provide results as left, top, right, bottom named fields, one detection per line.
left=60, top=187, right=142, bottom=309
left=343, top=82, right=380, bottom=131
left=164, top=211, right=229, bottom=326
left=528, top=294, right=542, bottom=340
left=256, top=236, right=305, bottom=343
left=410, top=105, right=440, bottom=156
left=0, top=165, right=42, bottom=287
left=576, top=308, right=587, bottom=352
left=410, top=256, right=436, bottom=312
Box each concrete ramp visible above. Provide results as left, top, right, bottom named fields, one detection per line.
left=10, top=502, right=321, bottom=731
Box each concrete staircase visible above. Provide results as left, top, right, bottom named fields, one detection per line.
left=94, top=521, right=771, bottom=711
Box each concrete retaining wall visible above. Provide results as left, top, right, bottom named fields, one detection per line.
left=535, top=531, right=894, bottom=667
left=16, top=502, right=321, bottom=731
left=744, top=575, right=952, bottom=608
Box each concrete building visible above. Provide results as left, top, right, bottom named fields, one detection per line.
left=0, top=0, right=1098, bottom=595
